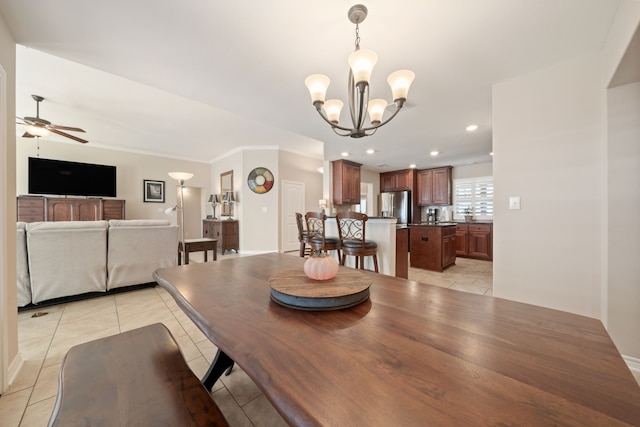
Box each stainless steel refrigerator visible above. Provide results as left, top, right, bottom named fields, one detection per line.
left=379, top=191, right=411, bottom=224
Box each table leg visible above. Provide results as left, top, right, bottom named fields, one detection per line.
left=202, top=349, right=234, bottom=391
left=185, top=251, right=190, bottom=265
left=204, top=250, right=208, bottom=262
left=213, top=243, right=217, bottom=261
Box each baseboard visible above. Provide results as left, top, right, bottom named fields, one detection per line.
left=623, top=354, right=640, bottom=374
left=7, top=352, right=24, bottom=388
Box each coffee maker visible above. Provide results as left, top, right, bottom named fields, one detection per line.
left=426, top=208, right=440, bottom=223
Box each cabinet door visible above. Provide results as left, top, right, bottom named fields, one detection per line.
left=344, top=162, right=361, bottom=203
left=77, top=200, right=102, bottom=221
left=380, top=173, right=394, bottom=192
left=394, top=170, right=412, bottom=191
left=455, top=226, right=468, bottom=256
left=468, top=225, right=492, bottom=260
left=443, top=235, right=457, bottom=268
left=417, top=170, right=433, bottom=206
left=47, top=199, right=75, bottom=221
left=103, top=200, right=125, bottom=220
left=432, top=167, right=452, bottom=205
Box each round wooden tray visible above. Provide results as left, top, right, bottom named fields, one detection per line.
left=269, top=268, right=371, bottom=311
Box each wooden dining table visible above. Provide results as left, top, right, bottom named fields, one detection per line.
left=153, top=253, right=640, bottom=426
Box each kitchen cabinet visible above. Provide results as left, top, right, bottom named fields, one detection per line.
left=456, top=223, right=492, bottom=261
left=380, top=169, right=415, bottom=192
left=332, top=159, right=361, bottom=204
left=203, top=219, right=239, bottom=254
left=409, top=225, right=456, bottom=272
left=17, top=196, right=125, bottom=222
left=417, top=166, right=452, bottom=206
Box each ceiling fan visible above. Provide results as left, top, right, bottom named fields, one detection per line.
left=17, top=95, right=88, bottom=143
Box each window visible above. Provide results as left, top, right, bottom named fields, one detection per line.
left=453, top=176, right=493, bottom=220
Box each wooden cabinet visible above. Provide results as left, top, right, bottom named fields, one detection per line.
left=102, top=199, right=126, bottom=220
left=455, top=223, right=492, bottom=260
left=395, top=227, right=409, bottom=279
left=332, top=159, right=361, bottom=205
left=46, top=198, right=102, bottom=221
left=17, top=196, right=125, bottom=222
left=203, top=219, right=239, bottom=254
left=17, top=196, right=45, bottom=222
left=417, top=166, right=452, bottom=206
left=409, top=225, right=456, bottom=272
left=380, top=169, right=415, bottom=192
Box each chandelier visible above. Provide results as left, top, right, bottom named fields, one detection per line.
left=305, top=4, right=415, bottom=138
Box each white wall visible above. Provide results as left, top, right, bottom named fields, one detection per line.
left=16, top=140, right=212, bottom=227
left=492, top=53, right=605, bottom=318
left=452, top=162, right=493, bottom=180
left=0, top=10, right=18, bottom=392
left=607, top=81, right=640, bottom=358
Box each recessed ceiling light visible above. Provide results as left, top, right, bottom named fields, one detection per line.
left=366, top=149, right=375, bottom=155
left=317, top=167, right=324, bottom=173
left=466, top=124, right=478, bottom=132
left=409, top=164, right=417, bottom=168
left=430, top=151, right=439, bottom=156
left=341, top=152, right=349, bottom=157
left=489, top=152, right=494, bottom=156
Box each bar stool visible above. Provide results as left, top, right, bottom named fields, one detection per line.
left=336, top=212, right=379, bottom=273
left=305, top=212, right=341, bottom=260
left=296, top=212, right=311, bottom=257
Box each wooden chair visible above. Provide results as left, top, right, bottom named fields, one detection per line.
left=305, top=212, right=341, bottom=260
left=336, top=211, right=379, bottom=273
left=296, top=212, right=311, bottom=257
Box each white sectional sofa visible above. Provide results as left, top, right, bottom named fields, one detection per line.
left=17, top=219, right=178, bottom=307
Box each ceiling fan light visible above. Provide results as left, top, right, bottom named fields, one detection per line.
left=26, top=125, right=50, bottom=137
left=388, top=69, right=415, bottom=102
left=305, top=74, right=331, bottom=104
left=348, top=49, right=377, bottom=85
left=367, top=99, right=387, bottom=123
left=323, top=99, right=344, bottom=123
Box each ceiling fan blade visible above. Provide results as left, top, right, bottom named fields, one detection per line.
left=50, top=124, right=86, bottom=133
left=49, top=128, right=89, bottom=144
left=22, top=132, right=34, bottom=138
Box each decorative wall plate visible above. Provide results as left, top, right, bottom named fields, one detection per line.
left=247, top=167, right=274, bottom=194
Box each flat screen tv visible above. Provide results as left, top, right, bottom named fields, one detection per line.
left=28, top=157, right=117, bottom=197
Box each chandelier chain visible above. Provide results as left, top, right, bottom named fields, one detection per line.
left=354, top=24, right=360, bottom=50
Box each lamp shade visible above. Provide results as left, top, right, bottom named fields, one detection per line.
left=367, top=99, right=387, bottom=124
left=26, top=125, right=51, bottom=137
left=168, top=172, right=194, bottom=181
left=348, top=49, right=378, bottom=84
left=208, top=194, right=220, bottom=203
left=222, top=191, right=235, bottom=202
left=387, top=70, right=415, bottom=102
left=323, top=99, right=344, bottom=123
left=305, top=74, right=331, bottom=104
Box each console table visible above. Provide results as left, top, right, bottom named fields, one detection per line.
left=202, top=219, right=238, bottom=254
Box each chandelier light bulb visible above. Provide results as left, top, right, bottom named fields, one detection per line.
left=367, top=99, right=387, bottom=124
left=323, top=99, right=344, bottom=123
left=388, top=70, right=415, bottom=102
left=348, top=49, right=378, bottom=85
left=305, top=74, right=331, bottom=104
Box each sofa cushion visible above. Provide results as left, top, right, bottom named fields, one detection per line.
left=17, top=222, right=31, bottom=307
left=26, top=221, right=108, bottom=304
left=107, top=220, right=178, bottom=290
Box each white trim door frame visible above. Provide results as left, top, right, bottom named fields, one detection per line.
left=281, top=180, right=305, bottom=252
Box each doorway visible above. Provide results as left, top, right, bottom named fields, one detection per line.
left=281, top=180, right=305, bottom=252
left=178, top=186, right=202, bottom=240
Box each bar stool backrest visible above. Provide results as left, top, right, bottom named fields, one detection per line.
left=305, top=211, right=327, bottom=249
left=336, top=212, right=368, bottom=248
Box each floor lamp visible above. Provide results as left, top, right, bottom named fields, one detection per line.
left=167, top=172, right=194, bottom=255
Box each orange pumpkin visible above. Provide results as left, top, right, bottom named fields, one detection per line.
left=304, top=253, right=339, bottom=280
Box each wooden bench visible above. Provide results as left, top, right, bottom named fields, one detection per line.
left=48, top=323, right=229, bottom=427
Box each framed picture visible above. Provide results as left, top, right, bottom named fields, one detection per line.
left=143, top=179, right=165, bottom=203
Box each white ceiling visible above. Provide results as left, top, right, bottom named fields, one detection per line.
left=0, top=0, right=621, bottom=171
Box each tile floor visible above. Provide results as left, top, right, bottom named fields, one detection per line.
left=1, top=252, right=635, bottom=426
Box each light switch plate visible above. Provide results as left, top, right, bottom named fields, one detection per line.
left=509, top=196, right=521, bottom=210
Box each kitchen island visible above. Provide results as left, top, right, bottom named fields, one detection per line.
left=325, top=216, right=402, bottom=277
left=410, top=223, right=457, bottom=272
